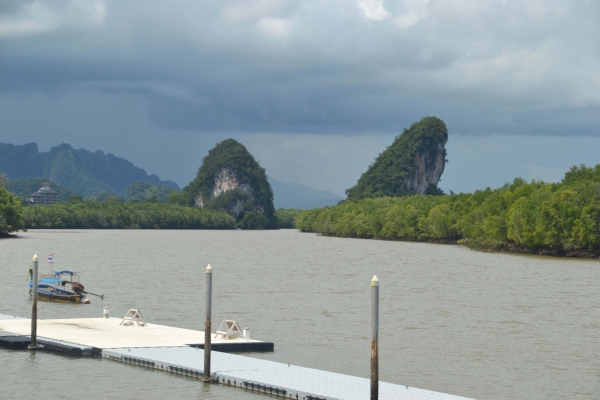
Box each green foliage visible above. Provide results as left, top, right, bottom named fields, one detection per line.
left=0, top=185, right=24, bottom=235
left=44, top=148, right=114, bottom=198
left=562, top=164, right=600, bottom=186
left=297, top=165, right=600, bottom=255
left=346, top=117, right=448, bottom=201
left=126, top=181, right=174, bottom=202
left=238, top=211, right=270, bottom=229
left=422, top=204, right=458, bottom=239
left=204, top=188, right=251, bottom=213
left=186, top=139, right=277, bottom=228
left=23, top=202, right=236, bottom=230
left=166, top=190, right=188, bottom=206
left=94, top=193, right=124, bottom=202
left=275, top=209, right=302, bottom=229
left=5, top=178, right=72, bottom=201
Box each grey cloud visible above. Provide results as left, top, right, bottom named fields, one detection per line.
left=1, top=90, right=598, bottom=195
left=0, top=0, right=33, bottom=14
left=1, top=0, right=599, bottom=136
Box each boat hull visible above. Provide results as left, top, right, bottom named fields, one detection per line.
left=38, top=291, right=84, bottom=303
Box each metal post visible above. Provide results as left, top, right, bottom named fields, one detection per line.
left=29, top=254, right=39, bottom=349
left=202, top=264, right=212, bottom=382
left=371, top=275, right=379, bottom=400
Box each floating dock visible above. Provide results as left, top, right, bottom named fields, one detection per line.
left=0, top=314, right=471, bottom=400
left=0, top=315, right=95, bottom=355
left=104, top=346, right=471, bottom=400
left=0, top=315, right=273, bottom=353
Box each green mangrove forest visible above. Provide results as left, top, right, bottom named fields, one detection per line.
left=296, top=165, right=600, bottom=257
left=22, top=201, right=236, bottom=230
left=0, top=178, right=24, bottom=235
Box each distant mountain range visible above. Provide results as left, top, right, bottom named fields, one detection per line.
left=0, top=142, right=179, bottom=198
left=268, top=177, right=342, bottom=209
left=0, top=141, right=342, bottom=208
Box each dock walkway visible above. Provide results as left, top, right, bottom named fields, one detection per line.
left=0, top=315, right=472, bottom=400
left=104, top=346, right=470, bottom=400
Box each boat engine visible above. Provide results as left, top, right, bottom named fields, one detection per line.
left=72, top=282, right=85, bottom=293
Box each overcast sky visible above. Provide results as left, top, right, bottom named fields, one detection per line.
left=1, top=0, right=599, bottom=196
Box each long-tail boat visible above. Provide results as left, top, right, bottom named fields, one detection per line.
left=26, top=254, right=103, bottom=304
left=27, top=270, right=86, bottom=303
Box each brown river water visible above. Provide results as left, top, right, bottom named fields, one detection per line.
left=0, top=229, right=598, bottom=400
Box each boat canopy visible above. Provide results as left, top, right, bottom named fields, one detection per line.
left=54, top=270, right=76, bottom=276
left=28, top=277, right=68, bottom=288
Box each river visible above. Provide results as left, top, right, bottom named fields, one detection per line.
left=0, top=229, right=598, bottom=399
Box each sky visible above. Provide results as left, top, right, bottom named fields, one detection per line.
left=1, top=0, right=599, bottom=196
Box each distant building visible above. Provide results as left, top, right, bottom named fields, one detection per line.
left=26, top=183, right=59, bottom=205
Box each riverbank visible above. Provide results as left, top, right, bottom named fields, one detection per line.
left=296, top=165, right=600, bottom=259
left=303, top=233, right=600, bottom=258
left=459, top=239, right=600, bottom=258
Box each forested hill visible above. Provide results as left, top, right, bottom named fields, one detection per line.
left=186, top=139, right=277, bottom=229
left=0, top=142, right=179, bottom=198
left=346, top=116, right=448, bottom=200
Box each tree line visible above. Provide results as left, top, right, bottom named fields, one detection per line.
left=1, top=177, right=301, bottom=232
left=296, top=165, right=600, bottom=257
left=23, top=200, right=236, bottom=230
left=0, top=175, right=24, bottom=235
left=275, top=208, right=302, bottom=229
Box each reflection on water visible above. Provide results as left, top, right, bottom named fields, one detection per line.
left=1, top=230, right=598, bottom=400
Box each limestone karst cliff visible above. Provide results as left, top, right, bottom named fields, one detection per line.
left=404, top=137, right=446, bottom=195
left=185, top=139, right=277, bottom=229
left=345, top=116, right=448, bottom=200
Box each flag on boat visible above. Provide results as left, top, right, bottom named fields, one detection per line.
left=47, top=253, right=53, bottom=264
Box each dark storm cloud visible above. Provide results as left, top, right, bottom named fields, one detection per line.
left=1, top=0, right=600, bottom=136
left=0, top=0, right=33, bottom=14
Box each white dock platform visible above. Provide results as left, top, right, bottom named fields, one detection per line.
left=0, top=317, right=271, bottom=350
left=0, top=314, right=93, bottom=354
left=103, top=346, right=471, bottom=400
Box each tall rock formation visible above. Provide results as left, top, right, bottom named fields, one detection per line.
left=186, top=139, right=277, bottom=229
left=346, top=116, right=448, bottom=201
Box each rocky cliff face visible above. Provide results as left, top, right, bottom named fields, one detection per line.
left=346, top=116, right=448, bottom=200
left=194, top=167, right=250, bottom=207
left=404, top=142, right=446, bottom=194
left=186, top=139, right=276, bottom=228
left=212, top=168, right=251, bottom=198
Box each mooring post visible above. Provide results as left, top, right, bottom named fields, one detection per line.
left=371, top=275, right=379, bottom=400
left=29, top=254, right=39, bottom=350
left=202, top=264, right=212, bottom=382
